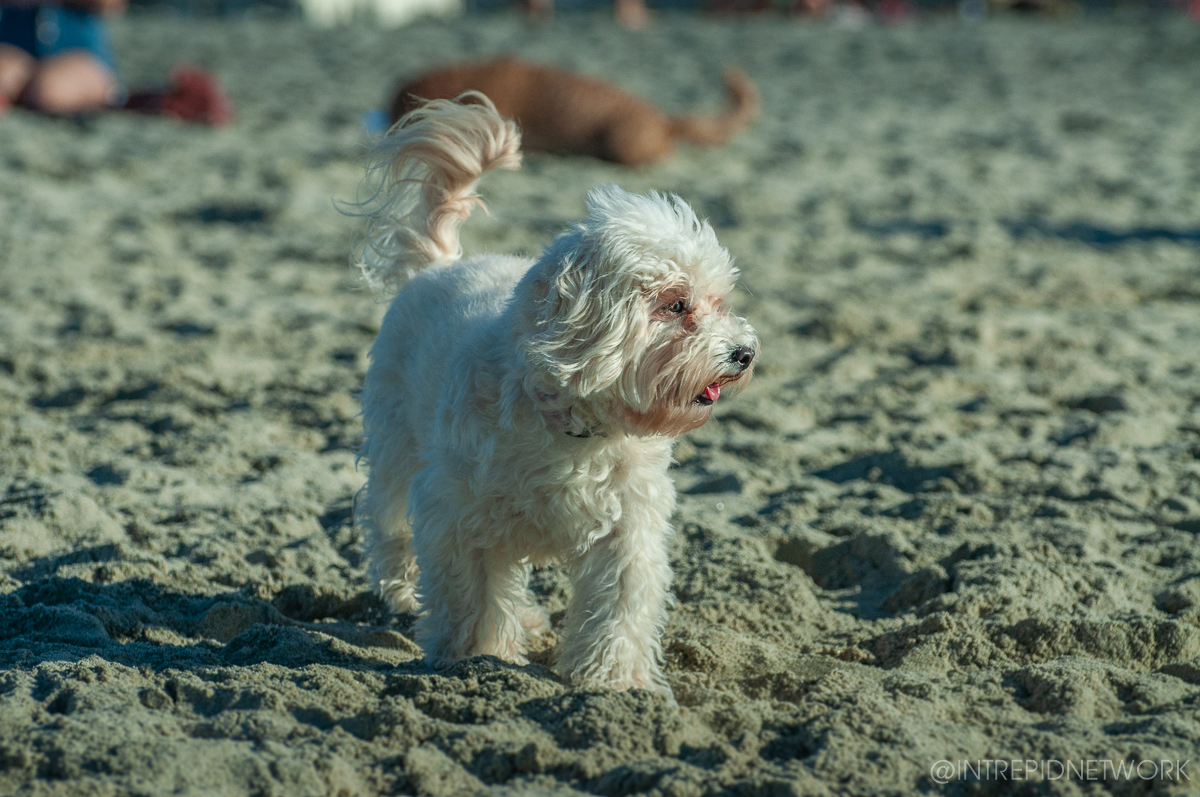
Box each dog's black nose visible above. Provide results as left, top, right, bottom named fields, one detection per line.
left=730, top=346, right=755, bottom=371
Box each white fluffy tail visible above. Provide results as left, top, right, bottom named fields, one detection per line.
left=350, top=92, right=522, bottom=293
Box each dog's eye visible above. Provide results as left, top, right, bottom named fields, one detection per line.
left=668, top=300, right=687, bottom=315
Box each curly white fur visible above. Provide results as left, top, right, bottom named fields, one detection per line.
left=352, top=95, right=758, bottom=697
left=350, top=92, right=522, bottom=293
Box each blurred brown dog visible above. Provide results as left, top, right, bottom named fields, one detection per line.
left=388, top=58, right=760, bottom=167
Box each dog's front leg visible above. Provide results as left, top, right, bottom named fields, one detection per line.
left=555, top=514, right=674, bottom=698
left=413, top=520, right=533, bottom=667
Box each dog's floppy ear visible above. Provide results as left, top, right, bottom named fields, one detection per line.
left=523, top=233, right=640, bottom=398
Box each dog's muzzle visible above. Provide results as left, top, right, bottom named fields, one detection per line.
left=695, top=345, right=756, bottom=407
left=730, top=345, right=755, bottom=373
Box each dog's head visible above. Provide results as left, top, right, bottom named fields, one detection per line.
left=517, top=185, right=758, bottom=437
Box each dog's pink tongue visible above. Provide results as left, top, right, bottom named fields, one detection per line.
left=703, top=383, right=721, bottom=403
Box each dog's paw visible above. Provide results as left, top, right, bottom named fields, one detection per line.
left=379, top=578, right=421, bottom=614
left=629, top=671, right=675, bottom=704
left=503, top=648, right=531, bottom=667
left=559, top=660, right=674, bottom=701
left=518, top=603, right=551, bottom=634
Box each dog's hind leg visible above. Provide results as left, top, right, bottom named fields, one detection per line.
left=600, top=117, right=675, bottom=167
left=360, top=438, right=422, bottom=613
left=371, top=525, right=420, bottom=614
left=363, top=504, right=421, bottom=613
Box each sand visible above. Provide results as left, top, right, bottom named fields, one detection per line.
left=2, top=11, right=1200, bottom=796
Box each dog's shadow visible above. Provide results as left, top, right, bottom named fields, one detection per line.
left=3, top=554, right=570, bottom=691
left=1, top=572, right=379, bottom=671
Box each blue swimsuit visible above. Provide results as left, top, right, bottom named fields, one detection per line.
left=0, top=4, right=118, bottom=74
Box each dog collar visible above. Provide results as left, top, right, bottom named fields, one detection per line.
left=533, top=388, right=604, bottom=439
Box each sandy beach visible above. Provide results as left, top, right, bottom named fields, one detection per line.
left=2, top=11, right=1200, bottom=795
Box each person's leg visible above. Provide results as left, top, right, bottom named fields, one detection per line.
left=526, top=0, right=553, bottom=20
left=20, top=51, right=116, bottom=114
left=0, top=44, right=36, bottom=114
left=615, top=0, right=649, bottom=28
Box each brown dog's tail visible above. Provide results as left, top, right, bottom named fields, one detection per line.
left=668, top=70, right=760, bottom=148
left=346, top=92, right=522, bottom=294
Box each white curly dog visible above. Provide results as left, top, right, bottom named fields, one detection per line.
left=351, top=94, right=757, bottom=696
